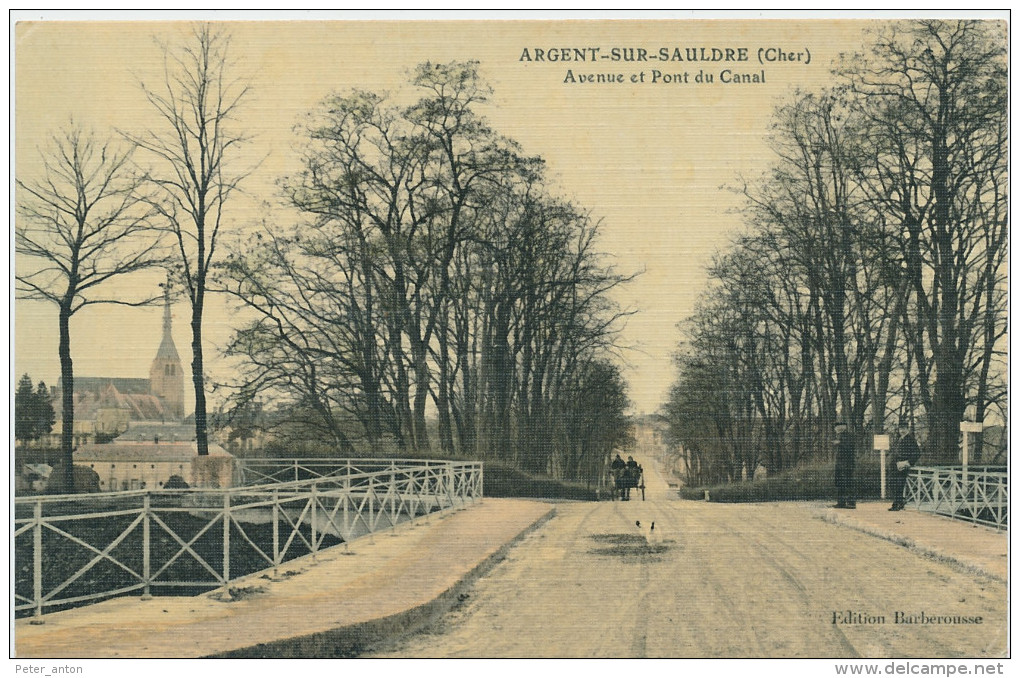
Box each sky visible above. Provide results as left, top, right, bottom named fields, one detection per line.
left=13, top=14, right=904, bottom=416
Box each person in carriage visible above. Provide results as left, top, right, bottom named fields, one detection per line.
left=610, top=453, right=626, bottom=495
left=616, top=455, right=643, bottom=501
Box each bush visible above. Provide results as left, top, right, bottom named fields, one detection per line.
left=482, top=462, right=598, bottom=501
left=164, top=474, right=189, bottom=489
left=678, top=459, right=883, bottom=503
left=253, top=440, right=600, bottom=501
left=45, top=465, right=101, bottom=494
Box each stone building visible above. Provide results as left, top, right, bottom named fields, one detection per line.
left=74, top=441, right=234, bottom=491
left=23, top=287, right=238, bottom=493
left=51, top=288, right=186, bottom=439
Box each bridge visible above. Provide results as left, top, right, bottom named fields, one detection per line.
left=14, top=459, right=483, bottom=619
left=13, top=455, right=1008, bottom=658
left=906, top=466, right=1007, bottom=530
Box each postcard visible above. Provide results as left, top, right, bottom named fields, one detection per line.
left=11, top=12, right=1009, bottom=669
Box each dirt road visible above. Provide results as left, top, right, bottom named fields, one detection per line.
left=365, top=455, right=1007, bottom=658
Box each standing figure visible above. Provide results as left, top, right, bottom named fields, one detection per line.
left=610, top=454, right=626, bottom=500
left=833, top=421, right=856, bottom=509
left=889, top=424, right=921, bottom=511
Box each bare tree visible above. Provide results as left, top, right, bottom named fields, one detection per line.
left=221, top=61, right=634, bottom=480
left=127, top=25, right=253, bottom=456
left=218, top=220, right=373, bottom=454
left=847, top=19, right=1007, bottom=461
left=664, top=20, right=1007, bottom=482
left=16, top=126, right=162, bottom=490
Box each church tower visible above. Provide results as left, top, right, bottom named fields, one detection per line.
left=149, top=283, right=185, bottom=420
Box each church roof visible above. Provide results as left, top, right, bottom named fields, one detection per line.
left=53, top=385, right=169, bottom=422
left=102, top=387, right=167, bottom=420
left=154, top=333, right=181, bottom=363
left=115, top=422, right=195, bottom=443
left=60, top=377, right=151, bottom=395
left=154, top=285, right=181, bottom=363
left=50, top=286, right=184, bottom=424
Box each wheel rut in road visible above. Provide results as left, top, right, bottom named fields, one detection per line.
left=363, top=458, right=1006, bottom=658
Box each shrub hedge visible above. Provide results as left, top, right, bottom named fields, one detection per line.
left=678, top=459, right=884, bottom=503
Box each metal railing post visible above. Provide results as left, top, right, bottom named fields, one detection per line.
left=31, top=500, right=44, bottom=624
left=342, top=473, right=351, bottom=550
left=368, top=475, right=376, bottom=542
left=221, top=492, right=232, bottom=600
left=998, top=476, right=1007, bottom=531
left=311, top=483, right=318, bottom=560
left=447, top=462, right=455, bottom=507
left=971, top=473, right=978, bottom=522
left=142, top=492, right=152, bottom=600
left=423, top=461, right=432, bottom=522
left=408, top=467, right=419, bottom=522
left=947, top=470, right=955, bottom=516
left=390, top=466, right=398, bottom=531
left=272, top=489, right=280, bottom=578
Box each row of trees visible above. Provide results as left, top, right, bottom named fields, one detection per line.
left=219, top=62, right=633, bottom=482
left=664, top=20, right=1007, bottom=485
left=16, top=26, right=633, bottom=488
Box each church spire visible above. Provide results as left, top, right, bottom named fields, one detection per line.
left=162, top=279, right=173, bottom=338
left=150, top=275, right=184, bottom=420
left=155, top=276, right=180, bottom=362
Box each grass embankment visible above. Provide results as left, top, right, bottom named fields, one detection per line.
left=482, top=462, right=598, bottom=501
left=14, top=499, right=340, bottom=618
left=678, top=460, right=883, bottom=503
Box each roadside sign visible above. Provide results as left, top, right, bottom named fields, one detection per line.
left=873, top=434, right=890, bottom=451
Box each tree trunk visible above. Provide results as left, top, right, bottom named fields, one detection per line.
left=388, top=322, right=412, bottom=449
left=411, top=339, right=431, bottom=452
left=435, top=310, right=456, bottom=454
left=191, top=296, right=209, bottom=456
left=58, top=301, right=75, bottom=492
left=358, top=248, right=384, bottom=449
left=928, top=133, right=964, bottom=464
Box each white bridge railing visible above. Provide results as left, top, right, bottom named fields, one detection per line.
left=14, top=459, right=483, bottom=621
left=904, top=465, right=1007, bottom=531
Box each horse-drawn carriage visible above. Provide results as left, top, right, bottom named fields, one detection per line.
left=611, top=462, right=645, bottom=501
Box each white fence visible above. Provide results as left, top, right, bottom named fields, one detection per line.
left=14, top=459, right=483, bottom=620
left=904, top=465, right=1007, bottom=531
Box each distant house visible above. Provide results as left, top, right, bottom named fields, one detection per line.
left=74, top=441, right=234, bottom=491
left=113, top=421, right=195, bottom=445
